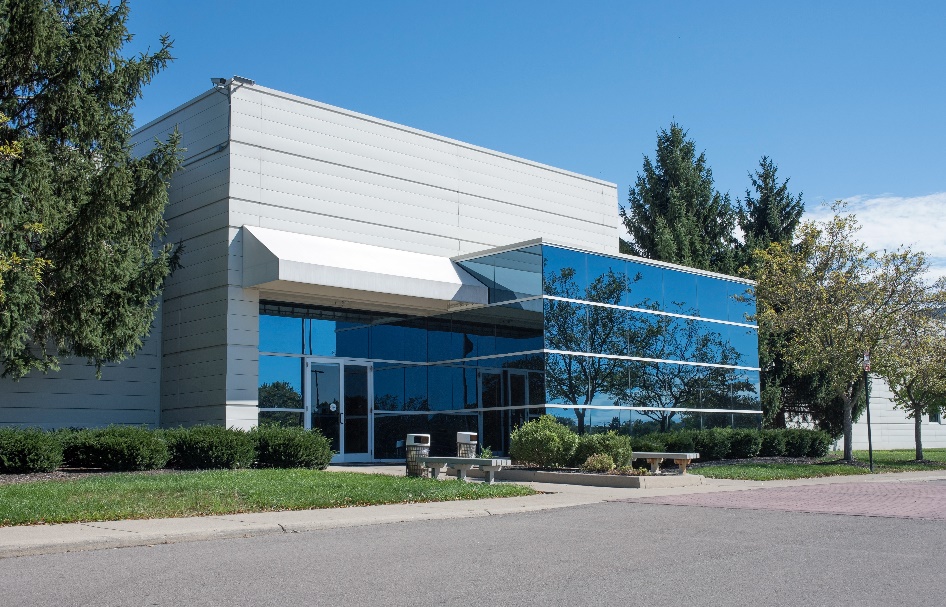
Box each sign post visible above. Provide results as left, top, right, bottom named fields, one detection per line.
left=863, top=351, right=874, bottom=473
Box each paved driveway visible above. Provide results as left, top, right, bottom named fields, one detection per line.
left=624, top=479, right=946, bottom=520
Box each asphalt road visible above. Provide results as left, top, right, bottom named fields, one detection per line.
left=2, top=499, right=942, bottom=607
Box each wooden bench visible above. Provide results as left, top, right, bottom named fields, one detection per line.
left=418, top=457, right=511, bottom=484
left=633, top=451, right=700, bottom=474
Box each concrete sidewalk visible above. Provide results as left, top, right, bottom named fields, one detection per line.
left=2, top=466, right=945, bottom=560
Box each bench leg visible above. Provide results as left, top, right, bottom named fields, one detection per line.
left=457, top=467, right=467, bottom=481
left=484, top=469, right=496, bottom=484
left=673, top=459, right=690, bottom=474
left=429, top=466, right=441, bottom=480
left=645, top=458, right=662, bottom=474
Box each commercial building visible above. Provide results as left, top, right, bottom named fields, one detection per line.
left=0, top=79, right=762, bottom=459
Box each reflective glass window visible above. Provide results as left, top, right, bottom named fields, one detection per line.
left=404, top=366, right=428, bottom=411
left=544, top=352, right=628, bottom=410
left=695, top=275, right=731, bottom=322
left=729, top=282, right=756, bottom=324
left=542, top=246, right=587, bottom=299
left=585, top=254, right=628, bottom=305
left=258, top=356, right=304, bottom=406
left=491, top=245, right=543, bottom=302
left=334, top=321, right=370, bottom=358
left=732, top=370, right=762, bottom=411
left=259, top=315, right=303, bottom=354
left=427, top=317, right=463, bottom=362
left=373, top=364, right=405, bottom=411
left=370, top=320, right=427, bottom=362
left=427, top=366, right=465, bottom=411
left=662, top=269, right=698, bottom=315
left=726, top=325, right=760, bottom=368
left=586, top=306, right=631, bottom=357
left=544, top=299, right=586, bottom=352
left=624, top=261, right=664, bottom=310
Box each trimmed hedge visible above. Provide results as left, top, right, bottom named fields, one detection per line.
left=759, top=429, right=787, bottom=457
left=729, top=429, right=763, bottom=459
left=166, top=426, right=256, bottom=470
left=0, top=428, right=63, bottom=473
left=252, top=424, right=334, bottom=469
left=509, top=415, right=578, bottom=467
left=805, top=429, right=833, bottom=457
left=783, top=428, right=813, bottom=457
left=632, top=427, right=834, bottom=462
left=571, top=431, right=634, bottom=467
left=61, top=426, right=169, bottom=471
left=693, top=428, right=732, bottom=461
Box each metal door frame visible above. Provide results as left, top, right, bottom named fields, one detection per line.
left=305, top=357, right=374, bottom=462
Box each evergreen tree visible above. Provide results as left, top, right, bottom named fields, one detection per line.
left=620, top=123, right=737, bottom=274
left=737, top=156, right=804, bottom=269
left=735, top=156, right=813, bottom=429
left=0, top=0, right=180, bottom=378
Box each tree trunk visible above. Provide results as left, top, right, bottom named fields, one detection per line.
left=575, top=408, right=586, bottom=435
left=915, top=409, right=924, bottom=461
left=842, top=394, right=854, bottom=462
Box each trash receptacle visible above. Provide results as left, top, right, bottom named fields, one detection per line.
left=457, top=432, right=478, bottom=458
left=405, top=434, right=431, bottom=477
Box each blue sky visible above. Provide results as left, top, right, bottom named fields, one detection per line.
left=127, top=1, right=946, bottom=273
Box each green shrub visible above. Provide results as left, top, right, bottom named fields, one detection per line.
left=630, top=434, right=668, bottom=452
left=252, top=425, right=334, bottom=469
left=571, top=431, right=634, bottom=467
left=693, top=428, right=732, bottom=461
left=166, top=426, right=256, bottom=469
left=783, top=428, right=813, bottom=457
left=580, top=453, right=615, bottom=473
left=60, top=426, right=169, bottom=471
left=804, top=429, right=832, bottom=457
left=728, top=429, right=763, bottom=459
left=663, top=430, right=697, bottom=453
left=759, top=429, right=787, bottom=457
left=509, top=415, right=578, bottom=468
left=0, top=428, right=63, bottom=473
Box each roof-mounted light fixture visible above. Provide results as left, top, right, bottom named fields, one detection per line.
left=210, top=77, right=227, bottom=87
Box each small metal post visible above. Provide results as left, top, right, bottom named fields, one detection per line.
left=863, top=352, right=874, bottom=473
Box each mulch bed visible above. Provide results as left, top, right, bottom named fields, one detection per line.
left=690, top=456, right=860, bottom=469
left=0, top=468, right=180, bottom=486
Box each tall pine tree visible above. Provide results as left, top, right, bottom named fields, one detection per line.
left=0, top=0, right=180, bottom=378
left=620, top=123, right=737, bottom=274
left=737, top=156, right=804, bottom=269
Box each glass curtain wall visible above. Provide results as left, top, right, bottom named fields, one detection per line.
left=457, top=243, right=762, bottom=436
left=257, top=243, right=762, bottom=459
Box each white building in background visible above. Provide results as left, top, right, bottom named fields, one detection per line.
left=848, top=378, right=946, bottom=451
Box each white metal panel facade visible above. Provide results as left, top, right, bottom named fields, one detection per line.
left=848, top=377, right=946, bottom=450
left=1, top=80, right=622, bottom=430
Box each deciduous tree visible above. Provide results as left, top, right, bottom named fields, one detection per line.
left=882, top=282, right=946, bottom=461
left=754, top=204, right=929, bottom=461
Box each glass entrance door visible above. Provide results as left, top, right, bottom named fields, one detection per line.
left=306, top=359, right=373, bottom=462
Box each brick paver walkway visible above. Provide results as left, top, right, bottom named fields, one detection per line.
left=622, top=480, right=946, bottom=520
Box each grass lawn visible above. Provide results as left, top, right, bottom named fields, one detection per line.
left=0, top=469, right=535, bottom=527
left=694, top=448, right=946, bottom=481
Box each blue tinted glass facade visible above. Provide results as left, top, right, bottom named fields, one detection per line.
left=258, top=243, right=761, bottom=458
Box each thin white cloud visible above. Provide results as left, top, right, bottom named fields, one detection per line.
left=806, top=192, right=946, bottom=280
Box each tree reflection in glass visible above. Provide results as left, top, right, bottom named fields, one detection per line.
left=543, top=254, right=756, bottom=433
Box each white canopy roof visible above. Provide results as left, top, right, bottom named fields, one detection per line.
left=242, top=226, right=488, bottom=311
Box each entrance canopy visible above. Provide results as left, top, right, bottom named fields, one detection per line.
left=242, top=226, right=488, bottom=311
